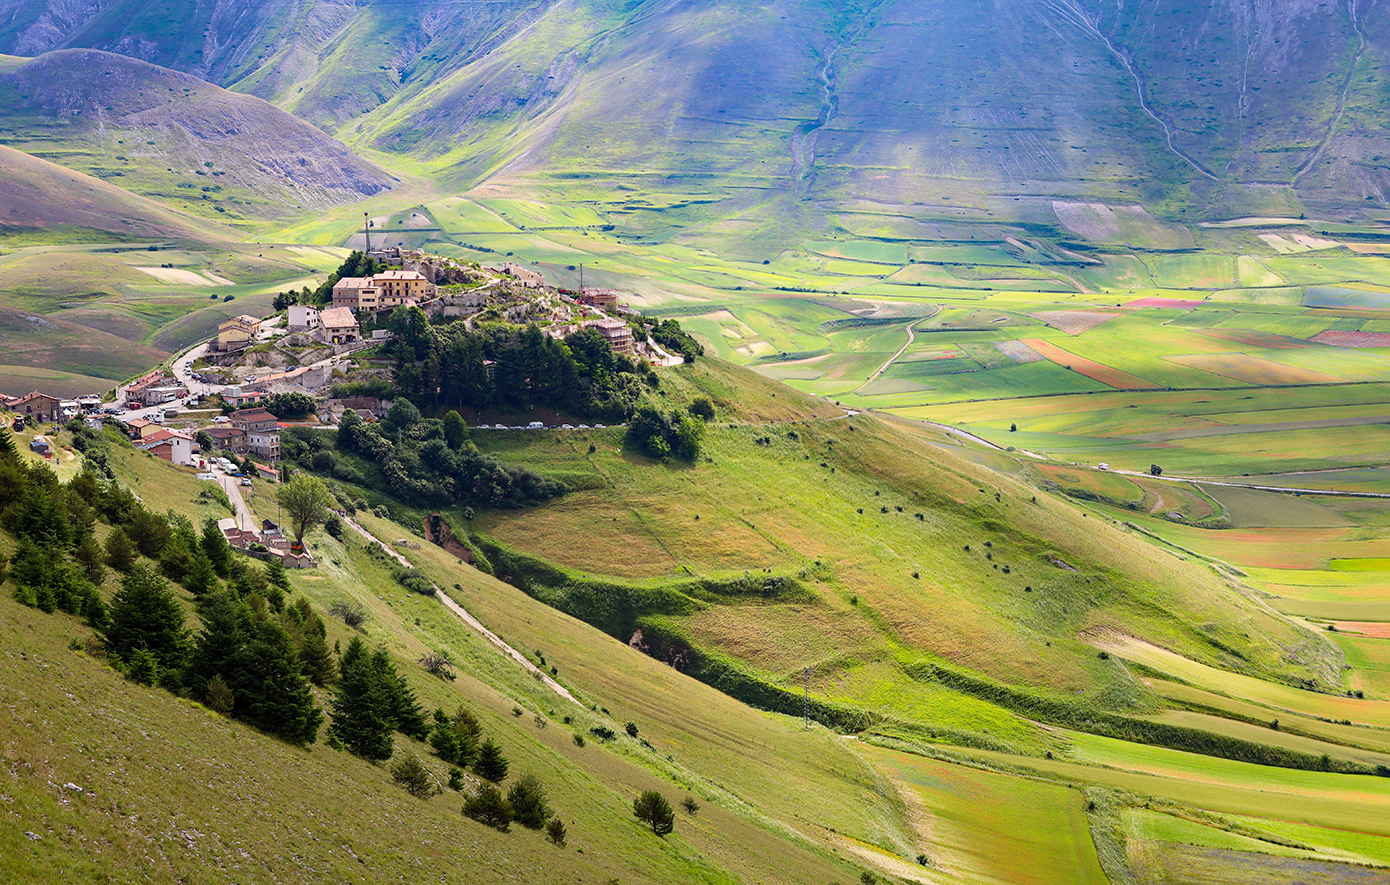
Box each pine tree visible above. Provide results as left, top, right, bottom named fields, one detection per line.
left=205, top=675, right=234, bottom=714
left=507, top=773, right=551, bottom=829
left=74, top=533, right=106, bottom=585
left=546, top=817, right=567, bottom=846
left=390, top=751, right=436, bottom=799
left=227, top=618, right=322, bottom=746
left=462, top=785, right=512, bottom=832
left=184, top=552, right=219, bottom=597
left=373, top=648, right=428, bottom=740
left=633, top=790, right=675, bottom=836
left=330, top=637, right=394, bottom=761
left=102, top=565, right=189, bottom=673
left=472, top=738, right=509, bottom=783
left=264, top=556, right=291, bottom=593
left=159, top=535, right=195, bottom=585
left=186, top=590, right=249, bottom=701
left=299, top=629, right=337, bottom=686
left=104, top=528, right=138, bottom=572
left=126, top=507, right=171, bottom=559
left=201, top=517, right=232, bottom=577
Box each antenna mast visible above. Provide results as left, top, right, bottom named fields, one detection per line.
left=364, top=212, right=371, bottom=254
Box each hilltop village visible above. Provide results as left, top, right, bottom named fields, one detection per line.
left=0, top=249, right=696, bottom=561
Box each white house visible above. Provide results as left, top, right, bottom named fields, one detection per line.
left=288, top=305, right=321, bottom=333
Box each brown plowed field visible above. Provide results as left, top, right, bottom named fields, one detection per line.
left=1313, top=330, right=1390, bottom=348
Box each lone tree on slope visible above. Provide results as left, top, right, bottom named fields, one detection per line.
left=633, top=790, right=675, bottom=836
left=277, top=474, right=335, bottom=547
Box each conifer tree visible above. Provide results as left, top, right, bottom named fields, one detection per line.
left=299, top=626, right=337, bottom=686
left=507, top=773, right=551, bottom=829
left=264, top=556, right=291, bottom=593
left=330, top=637, right=394, bottom=761
left=104, top=527, right=138, bottom=572
left=473, top=738, right=509, bottom=783
left=201, top=517, right=233, bottom=577
left=127, top=507, right=171, bottom=558
left=159, top=535, right=195, bottom=585
left=74, top=533, right=106, bottom=585
left=227, top=617, right=322, bottom=746
left=205, top=674, right=234, bottom=715
left=373, top=648, right=428, bottom=740
left=103, top=565, right=189, bottom=673
left=184, top=552, right=219, bottom=597
left=186, top=590, right=249, bottom=701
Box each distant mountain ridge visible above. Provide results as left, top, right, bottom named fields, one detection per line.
left=3, top=0, right=1390, bottom=238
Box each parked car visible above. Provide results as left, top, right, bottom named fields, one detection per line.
left=561, top=423, right=574, bottom=430
left=240, top=478, right=252, bottom=487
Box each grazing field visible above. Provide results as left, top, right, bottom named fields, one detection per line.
left=1164, top=352, right=1344, bottom=385
left=864, top=745, right=1108, bottom=885
left=1021, top=338, right=1160, bottom=390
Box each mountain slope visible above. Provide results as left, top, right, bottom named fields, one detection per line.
left=0, top=142, right=222, bottom=241
left=0, top=49, right=395, bottom=223
left=7, top=0, right=1390, bottom=238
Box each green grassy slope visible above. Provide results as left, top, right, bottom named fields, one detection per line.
left=0, top=50, right=394, bottom=226
left=445, top=360, right=1341, bottom=753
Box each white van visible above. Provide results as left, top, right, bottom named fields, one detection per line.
left=527, top=421, right=544, bottom=430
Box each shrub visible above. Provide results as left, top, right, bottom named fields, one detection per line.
left=680, top=796, right=699, bottom=815
left=589, top=725, right=616, bottom=741
left=205, top=675, right=234, bottom=714
left=462, top=785, right=512, bottom=832
left=633, top=790, right=674, bottom=836
left=572, top=734, right=585, bottom=747
left=507, top=773, right=551, bottom=829
left=546, top=817, right=567, bottom=846
left=419, top=651, right=456, bottom=680
left=390, top=751, right=436, bottom=799
left=625, top=721, right=639, bottom=738
left=329, top=601, right=367, bottom=630
left=324, top=514, right=344, bottom=540
left=448, top=767, right=466, bottom=791
left=127, top=648, right=159, bottom=686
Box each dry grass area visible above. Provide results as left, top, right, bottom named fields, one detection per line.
left=1029, top=311, right=1120, bottom=335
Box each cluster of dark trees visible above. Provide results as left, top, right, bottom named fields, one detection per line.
left=640, top=318, right=703, bottom=363
left=626, top=404, right=707, bottom=462
left=274, top=251, right=387, bottom=311
left=328, top=635, right=428, bottom=759
left=262, top=392, right=317, bottom=420
left=0, top=424, right=330, bottom=745
left=314, top=406, right=566, bottom=509
left=382, top=307, right=658, bottom=424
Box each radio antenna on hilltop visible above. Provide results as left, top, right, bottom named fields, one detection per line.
left=363, top=212, right=371, bottom=254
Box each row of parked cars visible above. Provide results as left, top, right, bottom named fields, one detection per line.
left=475, top=422, right=612, bottom=431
